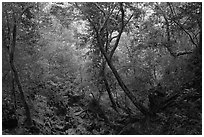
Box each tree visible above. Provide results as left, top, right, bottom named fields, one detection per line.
left=2, top=2, right=38, bottom=126
left=2, top=2, right=201, bottom=135
left=75, top=2, right=152, bottom=116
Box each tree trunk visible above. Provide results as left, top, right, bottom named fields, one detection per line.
left=9, top=20, right=32, bottom=126
left=97, top=38, right=150, bottom=116
left=101, top=60, right=118, bottom=112
left=12, top=73, right=17, bottom=111
left=86, top=2, right=150, bottom=116
left=105, top=57, right=150, bottom=115
left=198, top=22, right=202, bottom=55
left=10, top=62, right=32, bottom=126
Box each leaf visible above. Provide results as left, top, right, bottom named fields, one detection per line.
left=66, top=128, right=76, bottom=135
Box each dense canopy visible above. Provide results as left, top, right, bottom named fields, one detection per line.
left=2, top=2, right=202, bottom=135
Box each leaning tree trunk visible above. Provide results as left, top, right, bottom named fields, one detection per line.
left=9, top=20, right=32, bottom=126
left=97, top=37, right=150, bottom=116
left=83, top=2, right=151, bottom=116
left=101, top=59, right=118, bottom=112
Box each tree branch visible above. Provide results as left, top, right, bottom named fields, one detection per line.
left=10, top=16, right=17, bottom=63
left=109, top=2, right=125, bottom=59
left=167, top=2, right=198, bottom=47
left=75, top=3, right=99, bottom=34
left=156, top=4, right=177, bottom=58
left=176, top=51, right=193, bottom=57
left=99, top=4, right=116, bottom=33
left=109, top=35, right=118, bottom=42
left=109, top=4, right=134, bottom=60
left=156, top=4, right=192, bottom=58
left=124, top=13, right=134, bottom=27
left=94, top=3, right=106, bottom=16
left=172, top=20, right=197, bottom=47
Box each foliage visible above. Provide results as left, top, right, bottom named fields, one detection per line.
left=2, top=2, right=201, bottom=135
